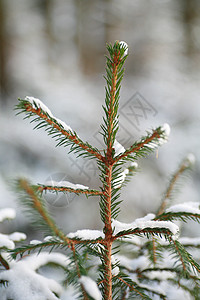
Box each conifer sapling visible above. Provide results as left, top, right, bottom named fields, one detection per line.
left=0, top=41, right=200, bottom=299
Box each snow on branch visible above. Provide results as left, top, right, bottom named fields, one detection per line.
left=16, top=97, right=103, bottom=161
left=113, top=139, right=125, bottom=157
left=182, top=153, right=196, bottom=168
left=166, top=202, right=200, bottom=214
left=79, top=276, right=102, bottom=300
left=0, top=207, right=26, bottom=250
left=117, top=254, right=149, bottom=272
left=17, top=179, right=71, bottom=245
left=44, top=180, right=89, bottom=190
left=117, top=275, right=166, bottom=299
left=112, top=213, right=179, bottom=240
left=0, top=252, right=69, bottom=300
left=67, top=229, right=105, bottom=241
left=155, top=202, right=200, bottom=223
left=0, top=208, right=16, bottom=222
left=179, top=237, right=200, bottom=247
left=119, top=41, right=129, bottom=57
left=115, top=123, right=170, bottom=163
left=169, top=239, right=200, bottom=274
left=25, top=96, right=73, bottom=133
left=0, top=234, right=15, bottom=250
left=9, top=239, right=67, bottom=260
left=113, top=162, right=138, bottom=188
left=157, top=154, right=196, bottom=216
left=38, top=180, right=103, bottom=196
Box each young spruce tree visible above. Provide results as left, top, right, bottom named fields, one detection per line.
left=1, top=41, right=200, bottom=299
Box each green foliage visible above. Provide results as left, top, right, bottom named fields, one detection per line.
left=2, top=41, right=200, bottom=299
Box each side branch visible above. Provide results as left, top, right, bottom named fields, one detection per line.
left=0, top=254, right=9, bottom=270
left=10, top=238, right=106, bottom=260
left=18, top=100, right=103, bottom=161
left=118, top=277, right=144, bottom=297
left=18, top=179, right=71, bottom=245
left=114, top=130, right=161, bottom=163
left=157, top=157, right=193, bottom=215
left=37, top=185, right=103, bottom=196
left=113, top=227, right=173, bottom=241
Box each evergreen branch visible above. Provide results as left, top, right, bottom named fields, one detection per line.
left=117, top=273, right=166, bottom=299
left=17, top=179, right=71, bottom=245
left=117, top=276, right=151, bottom=299
left=157, top=154, right=195, bottom=215
left=145, top=239, right=164, bottom=266
left=16, top=98, right=103, bottom=161
left=9, top=240, right=64, bottom=260
left=102, top=41, right=128, bottom=150
left=114, top=125, right=169, bottom=164
left=113, top=227, right=174, bottom=241
left=179, top=237, right=200, bottom=248
left=140, top=267, right=200, bottom=285
left=155, top=211, right=200, bottom=223
left=152, top=237, right=157, bottom=265
left=0, top=280, right=9, bottom=287
left=169, top=239, right=200, bottom=275
left=100, top=41, right=129, bottom=299
left=36, top=184, right=103, bottom=196
left=0, top=254, right=9, bottom=270
left=168, top=277, right=200, bottom=298
left=9, top=238, right=105, bottom=261
left=140, top=267, right=181, bottom=276
left=71, top=245, right=90, bottom=300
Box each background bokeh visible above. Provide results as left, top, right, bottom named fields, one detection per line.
left=0, top=0, right=200, bottom=240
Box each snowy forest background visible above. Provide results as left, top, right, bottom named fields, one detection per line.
left=1, top=0, right=200, bottom=242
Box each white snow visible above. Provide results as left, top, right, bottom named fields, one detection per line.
left=112, top=266, right=120, bottom=276
left=161, top=123, right=170, bottom=137
left=179, top=237, right=200, bottom=246
left=25, top=96, right=74, bottom=133
left=111, top=256, right=120, bottom=276
left=130, top=162, right=138, bottom=168
left=54, top=117, right=73, bottom=132
left=20, top=252, right=71, bottom=270
left=166, top=202, right=200, bottom=215
left=117, top=255, right=149, bottom=271
left=0, top=208, right=16, bottom=222
left=43, top=236, right=54, bottom=242
left=113, top=162, right=138, bottom=188
left=135, top=213, right=155, bottom=222
left=113, top=140, right=125, bottom=156
left=183, top=153, right=196, bottom=168
left=113, top=168, right=129, bottom=188
left=112, top=216, right=179, bottom=238
left=0, top=233, right=15, bottom=249
left=113, top=162, right=138, bottom=189
left=61, top=286, right=79, bottom=300
left=30, top=240, right=42, bottom=245
left=146, top=123, right=170, bottom=150
left=67, top=229, right=104, bottom=240
left=8, top=232, right=27, bottom=242
left=79, top=276, right=102, bottom=300
left=121, top=235, right=145, bottom=247
left=45, top=180, right=89, bottom=190
left=25, top=96, right=54, bottom=118
left=144, top=270, right=175, bottom=280
left=119, top=41, right=128, bottom=56
left=0, top=252, right=68, bottom=300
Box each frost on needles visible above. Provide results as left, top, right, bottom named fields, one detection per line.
left=1, top=41, right=200, bottom=299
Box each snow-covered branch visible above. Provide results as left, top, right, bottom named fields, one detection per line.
left=114, top=124, right=170, bottom=163
left=16, top=97, right=103, bottom=161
